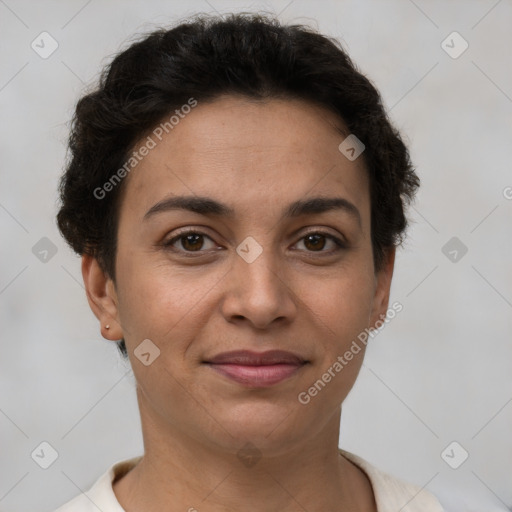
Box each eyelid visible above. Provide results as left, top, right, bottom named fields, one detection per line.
left=292, top=229, right=347, bottom=254
left=299, top=227, right=347, bottom=245
left=163, top=227, right=220, bottom=252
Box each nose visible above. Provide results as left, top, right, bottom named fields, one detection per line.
left=220, top=245, right=297, bottom=330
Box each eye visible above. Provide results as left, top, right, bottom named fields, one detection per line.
left=163, top=229, right=346, bottom=256
left=293, top=231, right=346, bottom=253
left=163, top=229, right=217, bottom=254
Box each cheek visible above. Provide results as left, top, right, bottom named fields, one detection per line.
left=114, top=252, right=221, bottom=352
left=297, top=274, right=375, bottom=410
left=305, top=268, right=376, bottom=345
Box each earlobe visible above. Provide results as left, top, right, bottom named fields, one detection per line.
left=81, top=255, right=122, bottom=340
left=369, top=247, right=396, bottom=329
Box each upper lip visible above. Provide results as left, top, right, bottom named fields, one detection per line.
left=205, top=350, right=307, bottom=366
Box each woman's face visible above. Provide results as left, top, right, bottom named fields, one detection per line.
left=102, top=96, right=393, bottom=455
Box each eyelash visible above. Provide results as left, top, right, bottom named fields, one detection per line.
left=162, top=228, right=347, bottom=256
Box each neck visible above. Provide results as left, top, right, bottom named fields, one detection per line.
left=113, top=389, right=376, bottom=512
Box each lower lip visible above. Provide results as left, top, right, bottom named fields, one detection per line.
left=207, top=363, right=304, bottom=387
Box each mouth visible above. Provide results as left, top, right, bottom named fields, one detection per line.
left=203, top=350, right=309, bottom=388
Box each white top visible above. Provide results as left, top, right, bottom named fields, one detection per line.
left=54, top=449, right=444, bottom=511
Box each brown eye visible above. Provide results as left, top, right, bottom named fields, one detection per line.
left=164, top=230, right=217, bottom=253
left=303, top=233, right=327, bottom=251
left=180, top=233, right=204, bottom=251
left=295, top=231, right=345, bottom=254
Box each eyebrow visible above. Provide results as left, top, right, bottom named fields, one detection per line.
left=143, top=195, right=361, bottom=227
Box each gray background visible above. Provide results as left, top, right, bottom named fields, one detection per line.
left=1, top=0, right=511, bottom=511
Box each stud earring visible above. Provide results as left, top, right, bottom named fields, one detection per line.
left=105, top=324, right=110, bottom=330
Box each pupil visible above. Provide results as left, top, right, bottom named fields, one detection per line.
left=306, top=234, right=325, bottom=251
left=183, top=234, right=202, bottom=251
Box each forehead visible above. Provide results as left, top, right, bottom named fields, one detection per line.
left=121, top=96, right=369, bottom=221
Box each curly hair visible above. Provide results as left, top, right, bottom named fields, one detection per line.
left=56, top=13, right=419, bottom=359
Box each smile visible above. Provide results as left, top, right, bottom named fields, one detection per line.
left=204, top=350, right=308, bottom=388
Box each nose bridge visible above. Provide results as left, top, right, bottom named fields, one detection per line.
left=222, top=236, right=295, bottom=328
left=240, top=244, right=279, bottom=292
left=237, top=238, right=282, bottom=300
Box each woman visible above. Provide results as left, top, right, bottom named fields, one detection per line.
left=55, top=13, right=444, bottom=511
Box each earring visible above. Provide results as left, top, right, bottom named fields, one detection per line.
left=105, top=324, right=110, bottom=330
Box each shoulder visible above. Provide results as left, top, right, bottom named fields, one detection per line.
left=53, top=456, right=142, bottom=512
left=340, top=449, right=444, bottom=512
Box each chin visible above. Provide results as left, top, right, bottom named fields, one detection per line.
left=211, top=402, right=309, bottom=448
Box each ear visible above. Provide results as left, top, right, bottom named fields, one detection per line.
left=369, top=247, right=396, bottom=329
left=82, top=254, right=123, bottom=341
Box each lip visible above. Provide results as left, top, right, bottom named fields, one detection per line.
left=204, top=350, right=308, bottom=388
